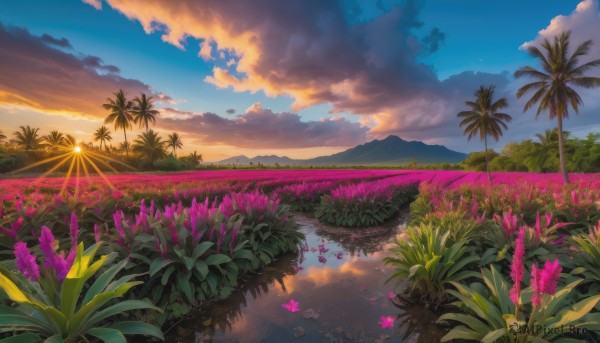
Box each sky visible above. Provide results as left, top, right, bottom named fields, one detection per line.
left=1, top=0, right=599, bottom=162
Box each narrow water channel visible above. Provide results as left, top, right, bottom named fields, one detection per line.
left=167, top=210, right=445, bottom=343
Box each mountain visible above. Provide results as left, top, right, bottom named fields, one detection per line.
left=216, top=136, right=467, bottom=165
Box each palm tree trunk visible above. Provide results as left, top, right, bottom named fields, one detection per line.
left=557, top=114, right=570, bottom=184
left=123, top=128, right=129, bottom=156
left=484, top=134, right=491, bottom=182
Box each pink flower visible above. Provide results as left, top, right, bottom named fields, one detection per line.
left=318, top=244, right=329, bottom=254
left=509, top=227, right=525, bottom=305
left=379, top=316, right=396, bottom=329
left=387, top=292, right=395, bottom=300
left=540, top=259, right=562, bottom=295
left=335, top=252, right=343, bottom=259
left=282, top=299, right=300, bottom=312
left=530, top=264, right=543, bottom=306
left=69, top=212, right=79, bottom=246
left=93, top=224, right=102, bottom=243
left=14, top=242, right=39, bottom=281
left=318, top=256, right=327, bottom=264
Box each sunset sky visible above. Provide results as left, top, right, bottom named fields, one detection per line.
left=1, top=0, right=599, bottom=161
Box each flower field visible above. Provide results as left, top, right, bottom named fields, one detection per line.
left=1, top=170, right=600, bottom=342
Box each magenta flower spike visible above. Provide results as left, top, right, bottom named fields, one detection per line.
left=540, top=259, right=562, bottom=295
left=530, top=263, right=543, bottom=307
left=69, top=212, right=79, bottom=246
left=509, top=227, right=525, bottom=305
left=14, top=242, right=39, bottom=281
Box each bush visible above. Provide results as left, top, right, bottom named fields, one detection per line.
left=384, top=224, right=479, bottom=307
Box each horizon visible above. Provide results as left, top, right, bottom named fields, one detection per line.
left=1, top=0, right=600, bottom=162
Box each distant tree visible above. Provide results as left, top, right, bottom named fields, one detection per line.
left=63, top=134, right=77, bottom=148
left=44, top=130, right=65, bottom=150
left=11, top=125, right=44, bottom=150
left=188, top=150, right=202, bottom=165
left=133, top=130, right=166, bottom=168
left=0, top=130, right=6, bottom=144
left=166, top=132, right=183, bottom=157
left=94, top=126, right=112, bottom=152
left=118, top=141, right=131, bottom=156
left=457, top=85, right=512, bottom=181
left=132, top=93, right=158, bottom=132
left=463, top=150, right=500, bottom=172
left=515, top=31, right=600, bottom=184
left=103, top=90, right=133, bottom=156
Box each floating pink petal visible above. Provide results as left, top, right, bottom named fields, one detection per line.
left=379, top=316, right=396, bottom=329
left=318, top=256, right=327, bottom=264
left=282, top=299, right=300, bottom=313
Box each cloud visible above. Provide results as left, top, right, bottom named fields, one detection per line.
left=158, top=103, right=368, bottom=149
left=521, top=0, right=600, bottom=59
left=0, top=23, right=169, bottom=119
left=88, top=0, right=501, bottom=136
left=82, top=0, right=102, bottom=10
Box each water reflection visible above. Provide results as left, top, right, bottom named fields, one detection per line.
left=167, top=211, right=445, bottom=343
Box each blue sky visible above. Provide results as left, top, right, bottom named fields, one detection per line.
left=0, top=0, right=598, bottom=160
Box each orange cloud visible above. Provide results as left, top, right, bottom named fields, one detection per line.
left=0, top=23, right=169, bottom=120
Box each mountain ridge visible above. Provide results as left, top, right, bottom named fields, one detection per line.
left=216, top=135, right=467, bottom=165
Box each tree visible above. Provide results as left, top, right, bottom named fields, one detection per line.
left=0, top=130, right=6, bottom=144
left=133, top=129, right=166, bottom=168
left=94, top=126, right=112, bottom=152
left=63, top=134, right=77, bottom=148
left=166, top=132, right=183, bottom=157
left=515, top=31, right=600, bottom=184
left=457, top=85, right=512, bottom=181
left=11, top=125, right=44, bottom=150
left=132, top=93, right=158, bottom=133
left=44, top=130, right=65, bottom=150
left=103, top=90, right=133, bottom=156
left=188, top=150, right=202, bottom=165
left=118, top=141, right=131, bottom=156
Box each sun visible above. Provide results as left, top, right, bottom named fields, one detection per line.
left=74, top=146, right=82, bottom=153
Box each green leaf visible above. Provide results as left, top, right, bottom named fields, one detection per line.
left=441, top=325, right=483, bottom=342
left=108, top=321, right=164, bottom=341
left=88, top=300, right=161, bottom=327
left=0, top=333, right=42, bottom=343
left=177, top=272, right=194, bottom=303
left=86, top=327, right=127, bottom=343
left=149, top=258, right=172, bottom=277
left=548, top=295, right=600, bottom=329
left=161, top=266, right=175, bottom=286
left=206, top=254, right=232, bottom=266
left=481, top=328, right=507, bottom=343
left=194, top=260, right=209, bottom=281
left=83, top=260, right=127, bottom=304
left=193, top=242, right=215, bottom=259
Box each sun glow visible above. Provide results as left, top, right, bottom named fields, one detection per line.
left=12, top=143, right=135, bottom=199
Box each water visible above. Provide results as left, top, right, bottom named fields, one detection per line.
left=167, top=211, right=446, bottom=343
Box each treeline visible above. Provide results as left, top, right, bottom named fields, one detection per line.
left=463, top=129, right=600, bottom=173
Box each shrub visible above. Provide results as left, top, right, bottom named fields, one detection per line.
left=0, top=240, right=162, bottom=342
left=384, top=224, right=479, bottom=307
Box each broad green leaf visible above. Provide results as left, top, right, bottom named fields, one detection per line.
left=481, top=328, right=507, bottom=343
left=149, top=258, right=172, bottom=277
left=0, top=332, right=42, bottom=343
left=86, top=327, right=126, bottom=343
left=206, top=254, right=232, bottom=266
left=108, top=321, right=164, bottom=340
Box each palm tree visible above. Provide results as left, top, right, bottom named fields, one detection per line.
left=132, top=93, right=159, bottom=132
left=103, top=90, right=133, bottom=156
left=166, top=132, right=183, bottom=157
left=44, top=130, right=65, bottom=150
left=0, top=130, right=6, bottom=144
left=133, top=130, right=166, bottom=168
left=63, top=134, right=77, bottom=148
left=11, top=125, right=44, bottom=150
left=118, top=141, right=131, bottom=156
left=94, top=126, right=112, bottom=152
left=457, top=85, right=512, bottom=181
left=188, top=150, right=203, bottom=166
left=515, top=31, right=600, bottom=184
